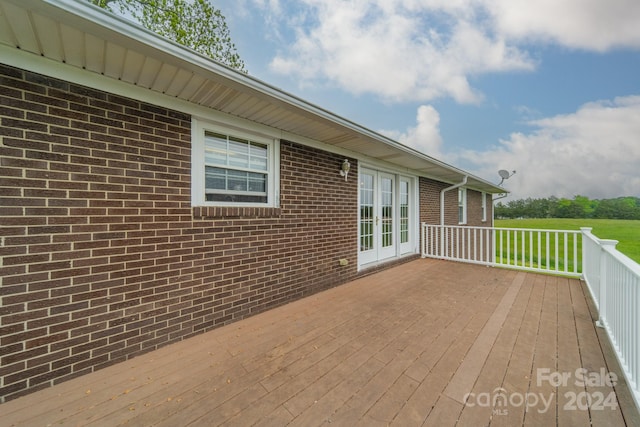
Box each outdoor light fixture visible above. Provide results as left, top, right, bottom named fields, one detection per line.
left=340, top=159, right=351, bottom=181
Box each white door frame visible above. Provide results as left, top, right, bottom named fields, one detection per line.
left=358, top=166, right=418, bottom=268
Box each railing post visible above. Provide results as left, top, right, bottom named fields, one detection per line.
left=580, top=227, right=592, bottom=281
left=596, top=239, right=619, bottom=328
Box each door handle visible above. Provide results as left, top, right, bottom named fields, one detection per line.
left=376, top=216, right=379, bottom=225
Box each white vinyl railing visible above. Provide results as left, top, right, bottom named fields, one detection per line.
left=421, top=224, right=581, bottom=276
left=581, top=227, right=640, bottom=412
left=421, top=224, right=495, bottom=266
left=421, top=223, right=640, bottom=412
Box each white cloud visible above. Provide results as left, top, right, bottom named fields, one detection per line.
left=380, top=105, right=444, bottom=156
left=458, top=96, right=640, bottom=199
left=241, top=1, right=640, bottom=200
left=487, top=0, right=640, bottom=51
left=252, top=0, right=640, bottom=104
left=265, top=0, right=533, bottom=103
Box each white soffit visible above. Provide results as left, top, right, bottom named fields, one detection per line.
left=0, top=0, right=506, bottom=194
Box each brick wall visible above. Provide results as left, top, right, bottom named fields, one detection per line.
left=466, top=189, right=492, bottom=227
left=419, top=177, right=493, bottom=261
left=419, top=177, right=447, bottom=224
left=0, top=64, right=359, bottom=402
left=419, top=177, right=492, bottom=226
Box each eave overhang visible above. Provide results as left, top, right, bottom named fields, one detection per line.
left=0, top=0, right=507, bottom=194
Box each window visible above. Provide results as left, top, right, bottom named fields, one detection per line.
left=192, top=119, right=279, bottom=206
left=359, top=173, right=374, bottom=252
left=458, top=188, right=467, bottom=224
left=204, top=132, right=268, bottom=203
left=481, top=192, right=487, bottom=222
left=400, top=180, right=409, bottom=244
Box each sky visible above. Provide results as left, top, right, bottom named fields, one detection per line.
left=213, top=0, right=640, bottom=200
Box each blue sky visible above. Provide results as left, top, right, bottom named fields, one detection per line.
left=215, top=1, right=640, bottom=200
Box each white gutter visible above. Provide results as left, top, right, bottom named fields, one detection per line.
left=491, top=192, right=509, bottom=226
left=440, top=176, right=468, bottom=225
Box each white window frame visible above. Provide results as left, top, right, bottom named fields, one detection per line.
left=191, top=118, right=280, bottom=207
left=458, top=188, right=467, bottom=224
left=481, top=192, right=487, bottom=222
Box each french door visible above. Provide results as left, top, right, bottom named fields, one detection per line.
left=359, top=168, right=414, bottom=266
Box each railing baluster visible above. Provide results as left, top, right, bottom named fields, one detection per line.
left=492, top=228, right=497, bottom=264
left=553, top=231, right=558, bottom=271
left=573, top=234, right=578, bottom=274
left=507, top=230, right=511, bottom=266
left=564, top=231, right=569, bottom=273
left=547, top=231, right=552, bottom=271
left=513, top=231, right=517, bottom=268
left=521, top=230, right=525, bottom=267
left=485, top=228, right=496, bottom=262
left=529, top=230, right=533, bottom=268
left=453, top=226, right=456, bottom=259
left=537, top=231, right=542, bottom=269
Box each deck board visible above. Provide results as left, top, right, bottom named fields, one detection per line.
left=1, top=259, right=637, bottom=426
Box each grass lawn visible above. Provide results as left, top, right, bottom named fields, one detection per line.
left=495, top=218, right=640, bottom=264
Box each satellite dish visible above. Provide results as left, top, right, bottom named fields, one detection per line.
left=497, top=169, right=516, bottom=186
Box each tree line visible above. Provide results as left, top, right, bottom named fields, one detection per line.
left=495, top=196, right=640, bottom=220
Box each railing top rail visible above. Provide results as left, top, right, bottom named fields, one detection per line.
left=580, top=227, right=640, bottom=276
left=422, top=223, right=494, bottom=230
left=422, top=222, right=588, bottom=234
left=581, top=228, right=600, bottom=243
left=494, top=226, right=582, bottom=234
left=423, top=223, right=583, bottom=234
left=603, top=245, right=640, bottom=277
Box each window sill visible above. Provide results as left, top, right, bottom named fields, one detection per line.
left=193, top=206, right=281, bottom=219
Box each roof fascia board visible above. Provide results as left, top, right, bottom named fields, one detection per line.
left=0, top=44, right=282, bottom=141
left=0, top=44, right=372, bottom=164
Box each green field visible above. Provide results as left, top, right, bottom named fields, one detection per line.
left=495, top=218, right=640, bottom=264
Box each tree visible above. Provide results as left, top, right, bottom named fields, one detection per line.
left=572, top=195, right=596, bottom=218
left=494, top=201, right=510, bottom=219
left=90, top=0, right=246, bottom=72
left=497, top=195, right=640, bottom=220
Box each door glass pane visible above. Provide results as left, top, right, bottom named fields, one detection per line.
left=400, top=180, right=409, bottom=244
left=359, top=173, right=374, bottom=252
left=381, top=177, right=393, bottom=248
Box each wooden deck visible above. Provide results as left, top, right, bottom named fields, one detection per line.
left=2, top=259, right=639, bottom=426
